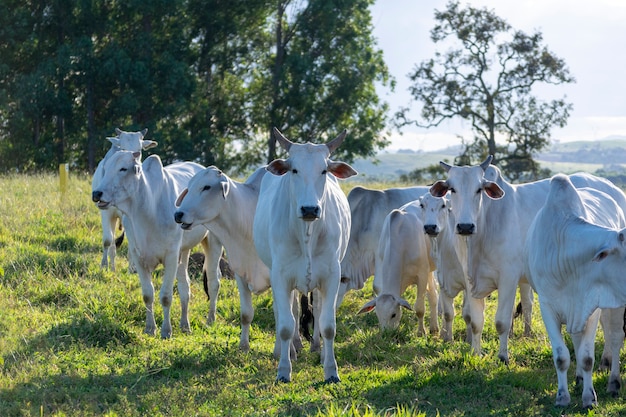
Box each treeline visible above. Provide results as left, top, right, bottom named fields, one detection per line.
left=0, top=0, right=392, bottom=174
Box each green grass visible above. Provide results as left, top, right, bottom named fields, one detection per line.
left=1, top=174, right=624, bottom=416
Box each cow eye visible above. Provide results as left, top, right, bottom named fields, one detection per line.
left=292, top=169, right=298, bottom=174
left=322, top=169, right=327, bottom=175
left=119, top=167, right=127, bottom=172
left=441, top=204, right=446, bottom=209
left=202, top=185, right=211, bottom=191
left=449, top=188, right=456, bottom=193
left=476, top=189, right=482, bottom=194
left=419, top=203, right=424, bottom=209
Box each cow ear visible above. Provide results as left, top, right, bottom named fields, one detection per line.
left=221, top=180, right=230, bottom=199
left=141, top=140, right=158, bottom=150
left=483, top=181, right=505, bottom=199
left=357, top=298, right=377, bottom=314
left=328, top=160, right=357, bottom=179
left=430, top=181, right=449, bottom=198
left=266, top=159, right=290, bottom=176
left=107, top=137, right=120, bottom=147
left=175, top=188, right=188, bottom=207
left=397, top=297, right=412, bottom=311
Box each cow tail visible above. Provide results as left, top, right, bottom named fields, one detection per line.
left=114, top=231, right=125, bottom=249
left=513, top=301, right=523, bottom=319
left=203, top=270, right=210, bottom=300
left=299, top=292, right=314, bottom=342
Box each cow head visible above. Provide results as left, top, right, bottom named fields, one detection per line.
left=92, top=150, right=142, bottom=210
left=429, top=155, right=504, bottom=235
left=108, top=128, right=157, bottom=152
left=418, top=193, right=450, bottom=237
left=358, top=294, right=412, bottom=330
left=267, top=128, right=357, bottom=221
left=174, top=166, right=230, bottom=230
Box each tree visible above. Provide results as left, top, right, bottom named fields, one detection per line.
left=398, top=1, right=574, bottom=181
left=255, top=0, right=392, bottom=164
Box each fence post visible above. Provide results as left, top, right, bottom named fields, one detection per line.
left=59, top=163, right=69, bottom=194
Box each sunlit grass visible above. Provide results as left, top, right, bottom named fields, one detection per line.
left=0, top=174, right=623, bottom=416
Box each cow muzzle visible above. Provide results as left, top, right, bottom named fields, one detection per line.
left=300, top=205, right=321, bottom=221
left=92, top=190, right=110, bottom=209
left=456, top=223, right=475, bottom=235
left=174, top=211, right=193, bottom=230
left=424, top=224, right=439, bottom=236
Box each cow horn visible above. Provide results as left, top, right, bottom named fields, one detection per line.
left=141, top=128, right=148, bottom=136
left=272, top=127, right=292, bottom=152
left=440, top=161, right=452, bottom=172
left=326, top=130, right=347, bottom=154
left=480, top=155, right=493, bottom=171
left=115, top=127, right=123, bottom=136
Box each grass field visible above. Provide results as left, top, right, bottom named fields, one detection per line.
left=0, top=174, right=624, bottom=416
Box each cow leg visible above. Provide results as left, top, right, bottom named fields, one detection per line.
left=318, top=279, right=340, bottom=383
left=310, top=290, right=321, bottom=353
left=121, top=215, right=136, bottom=274
left=100, top=210, right=117, bottom=270
left=234, top=273, right=254, bottom=351
left=540, top=301, right=571, bottom=407
left=176, top=248, right=192, bottom=334
left=518, top=281, right=534, bottom=337
left=439, top=291, right=455, bottom=342
left=494, top=280, right=517, bottom=365
left=135, top=263, right=157, bottom=336
left=272, top=278, right=296, bottom=383
left=599, top=307, right=624, bottom=396
left=571, top=309, right=600, bottom=409
left=291, top=290, right=304, bottom=353
left=203, top=233, right=222, bottom=325
left=426, top=271, right=439, bottom=336
left=464, top=291, right=485, bottom=356
left=413, top=276, right=428, bottom=337
left=159, top=252, right=180, bottom=339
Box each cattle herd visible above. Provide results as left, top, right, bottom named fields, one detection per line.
left=91, top=128, right=626, bottom=409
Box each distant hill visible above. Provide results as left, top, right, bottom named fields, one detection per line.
left=351, top=136, right=626, bottom=184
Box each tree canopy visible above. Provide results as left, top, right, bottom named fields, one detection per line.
left=398, top=1, right=574, bottom=181
left=0, top=0, right=392, bottom=174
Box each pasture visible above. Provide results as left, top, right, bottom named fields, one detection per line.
left=0, top=174, right=624, bottom=416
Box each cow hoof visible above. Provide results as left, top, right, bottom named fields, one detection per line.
left=324, top=375, right=340, bottom=384
left=276, top=376, right=290, bottom=383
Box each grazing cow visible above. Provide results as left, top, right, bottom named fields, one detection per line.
left=339, top=185, right=430, bottom=305
left=416, top=193, right=485, bottom=347
left=91, top=128, right=156, bottom=271
left=253, top=128, right=357, bottom=383
left=92, top=151, right=223, bottom=338
left=357, top=200, right=439, bottom=335
left=173, top=166, right=305, bottom=353
left=525, top=174, right=626, bottom=408
left=431, top=157, right=626, bottom=364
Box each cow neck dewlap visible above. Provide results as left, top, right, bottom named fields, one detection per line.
left=305, top=222, right=313, bottom=283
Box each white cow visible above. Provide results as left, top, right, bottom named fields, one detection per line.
left=526, top=174, right=626, bottom=408
left=416, top=193, right=486, bottom=348
left=431, top=157, right=626, bottom=364
left=91, top=128, right=156, bottom=271
left=358, top=200, right=439, bottom=335
left=253, top=128, right=357, bottom=383
left=339, top=185, right=430, bottom=305
left=92, top=150, right=223, bottom=338
left=173, top=166, right=305, bottom=353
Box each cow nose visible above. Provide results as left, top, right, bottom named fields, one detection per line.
left=92, top=190, right=103, bottom=202
left=300, top=206, right=320, bottom=220
left=457, top=223, right=475, bottom=235
left=424, top=224, right=439, bottom=236
left=174, top=211, right=184, bottom=224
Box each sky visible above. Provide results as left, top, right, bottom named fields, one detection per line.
left=370, top=0, right=626, bottom=151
